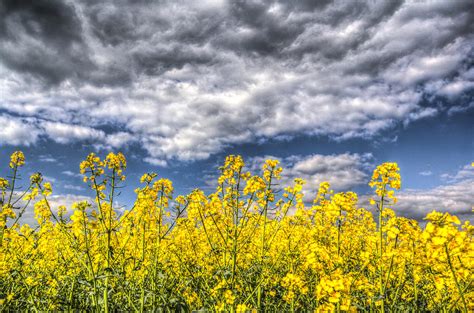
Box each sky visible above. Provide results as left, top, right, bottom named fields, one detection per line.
left=0, top=0, right=473, bottom=224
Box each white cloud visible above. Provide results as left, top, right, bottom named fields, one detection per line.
left=394, top=180, right=473, bottom=220
left=46, top=194, right=93, bottom=208
left=361, top=163, right=474, bottom=221
left=41, top=175, right=57, bottom=183
left=15, top=194, right=94, bottom=226
left=143, top=157, right=168, bottom=167
left=62, top=170, right=83, bottom=178
left=419, top=170, right=433, bottom=176
left=385, top=47, right=464, bottom=86
left=0, top=114, right=41, bottom=146
left=245, top=153, right=373, bottom=201
left=38, top=155, right=57, bottom=163
left=0, top=111, right=136, bottom=151
left=63, top=184, right=84, bottom=191
left=104, top=131, right=135, bottom=148
left=440, top=163, right=474, bottom=183
left=42, top=121, right=106, bottom=144
left=439, top=80, right=474, bottom=98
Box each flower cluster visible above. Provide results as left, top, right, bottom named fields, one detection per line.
left=0, top=151, right=472, bottom=312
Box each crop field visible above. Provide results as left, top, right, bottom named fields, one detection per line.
left=0, top=151, right=472, bottom=312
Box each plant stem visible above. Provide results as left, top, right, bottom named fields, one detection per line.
left=378, top=186, right=386, bottom=313
left=445, top=243, right=467, bottom=313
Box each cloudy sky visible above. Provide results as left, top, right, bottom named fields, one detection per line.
left=0, top=0, right=473, bottom=223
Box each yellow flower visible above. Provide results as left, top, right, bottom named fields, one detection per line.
left=0, top=177, right=9, bottom=190
left=236, top=303, right=250, bottom=312
left=369, top=162, right=401, bottom=203
left=42, top=182, right=53, bottom=196
left=224, top=290, right=235, bottom=305
left=9, top=151, right=25, bottom=168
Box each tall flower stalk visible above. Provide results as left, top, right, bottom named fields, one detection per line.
left=369, top=163, right=401, bottom=313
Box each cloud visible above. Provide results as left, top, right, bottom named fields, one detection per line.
left=62, top=170, right=83, bottom=178
left=103, top=131, right=136, bottom=148
left=0, top=0, right=95, bottom=85
left=284, top=153, right=372, bottom=191
left=63, top=184, right=84, bottom=191
left=144, top=157, right=168, bottom=167
left=13, top=191, right=127, bottom=226
left=361, top=163, right=474, bottom=221
left=245, top=153, right=373, bottom=201
left=13, top=193, right=94, bottom=226
left=419, top=170, right=433, bottom=176
left=440, top=163, right=474, bottom=183
left=38, top=155, right=57, bottom=163
left=0, top=0, right=473, bottom=161
left=0, top=112, right=136, bottom=149
left=0, top=114, right=41, bottom=146
left=42, top=121, right=106, bottom=144
left=393, top=180, right=473, bottom=221
left=41, top=175, right=57, bottom=183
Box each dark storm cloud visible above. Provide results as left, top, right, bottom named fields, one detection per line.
left=0, top=1, right=408, bottom=84
left=0, top=0, right=82, bottom=43
left=1, top=0, right=473, bottom=85
left=0, top=0, right=94, bottom=84
left=87, top=3, right=142, bottom=46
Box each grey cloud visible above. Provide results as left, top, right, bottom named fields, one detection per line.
left=246, top=153, right=373, bottom=202
left=359, top=163, right=474, bottom=221
left=281, top=153, right=373, bottom=194
left=0, top=0, right=82, bottom=42
left=0, top=0, right=93, bottom=84
left=395, top=180, right=474, bottom=221
left=1, top=0, right=472, bottom=84
left=131, top=43, right=216, bottom=76
left=360, top=179, right=474, bottom=222
left=87, top=3, right=141, bottom=47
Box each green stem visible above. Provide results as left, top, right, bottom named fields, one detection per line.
left=378, top=188, right=386, bottom=313
left=257, top=172, right=273, bottom=311
left=140, top=211, right=147, bottom=312
left=103, top=170, right=116, bottom=313
left=445, top=243, right=467, bottom=313
left=337, top=208, right=342, bottom=258
left=81, top=209, right=99, bottom=309
left=0, top=166, right=18, bottom=246
left=68, top=279, right=76, bottom=310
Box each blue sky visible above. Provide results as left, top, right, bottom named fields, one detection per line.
left=0, top=0, right=473, bottom=223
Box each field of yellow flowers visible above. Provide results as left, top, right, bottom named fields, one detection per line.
left=0, top=151, right=472, bottom=312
